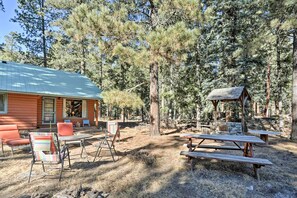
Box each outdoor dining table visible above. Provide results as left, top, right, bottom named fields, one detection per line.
left=58, top=134, right=93, bottom=161
left=180, top=134, right=266, bottom=157
left=248, top=129, right=281, bottom=145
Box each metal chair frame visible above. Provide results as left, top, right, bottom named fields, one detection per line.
left=93, top=128, right=119, bottom=162
left=28, top=132, right=71, bottom=183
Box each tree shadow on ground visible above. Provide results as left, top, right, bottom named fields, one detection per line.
left=1, top=129, right=297, bottom=198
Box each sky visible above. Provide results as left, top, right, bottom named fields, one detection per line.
left=0, top=1, right=22, bottom=43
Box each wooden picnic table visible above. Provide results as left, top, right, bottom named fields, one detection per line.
left=180, top=133, right=272, bottom=180
left=180, top=134, right=265, bottom=157
left=248, top=129, right=281, bottom=145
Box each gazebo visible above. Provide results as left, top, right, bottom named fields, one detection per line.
left=207, top=86, right=251, bottom=133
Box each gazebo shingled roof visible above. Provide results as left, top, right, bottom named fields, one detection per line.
left=207, top=86, right=251, bottom=133
left=207, top=86, right=251, bottom=102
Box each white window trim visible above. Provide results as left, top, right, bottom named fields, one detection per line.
left=42, top=97, right=56, bottom=125
left=0, top=93, right=8, bottom=114
left=63, top=98, right=87, bottom=118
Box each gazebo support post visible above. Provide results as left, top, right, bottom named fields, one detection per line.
left=212, top=100, right=218, bottom=131
left=207, top=87, right=251, bottom=134
left=241, top=94, right=248, bottom=134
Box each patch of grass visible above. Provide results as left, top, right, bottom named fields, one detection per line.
left=128, top=149, right=157, bottom=167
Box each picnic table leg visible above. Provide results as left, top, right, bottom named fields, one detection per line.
left=260, top=134, right=269, bottom=145
left=80, top=139, right=89, bottom=162
left=187, top=138, right=193, bottom=152
left=253, top=164, right=261, bottom=181
left=187, top=138, right=192, bottom=162
left=191, top=157, right=195, bottom=171
left=243, top=143, right=254, bottom=157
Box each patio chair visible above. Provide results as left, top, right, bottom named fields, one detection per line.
left=57, top=122, right=74, bottom=136
left=83, top=120, right=90, bottom=127
left=28, top=132, right=71, bottom=182
left=93, top=124, right=120, bottom=162
left=0, top=125, right=30, bottom=155
left=57, top=122, right=85, bottom=158
left=107, top=121, right=120, bottom=142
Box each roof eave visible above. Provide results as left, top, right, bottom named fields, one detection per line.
left=0, top=90, right=102, bottom=100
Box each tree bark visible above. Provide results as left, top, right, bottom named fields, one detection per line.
left=141, top=107, right=145, bottom=122
left=122, top=108, right=125, bottom=122
left=291, top=32, right=297, bottom=140
left=196, top=103, right=201, bottom=130
left=264, top=62, right=271, bottom=117
left=41, top=0, right=47, bottom=67
left=81, top=43, right=86, bottom=74
left=253, top=102, right=257, bottom=116
left=150, top=62, right=160, bottom=135
left=276, top=34, right=281, bottom=116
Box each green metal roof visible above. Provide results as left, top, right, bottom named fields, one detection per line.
left=0, top=61, right=102, bottom=99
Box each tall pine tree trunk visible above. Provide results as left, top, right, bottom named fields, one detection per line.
left=122, top=108, right=125, bottom=122
left=291, top=32, right=297, bottom=140
left=41, top=0, right=47, bottom=67
left=81, top=41, right=86, bottom=74
left=150, top=62, right=160, bottom=135
left=264, top=62, right=271, bottom=117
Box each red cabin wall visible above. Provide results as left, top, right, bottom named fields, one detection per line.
left=0, top=93, right=38, bottom=129
left=37, top=98, right=96, bottom=127
left=0, top=93, right=97, bottom=129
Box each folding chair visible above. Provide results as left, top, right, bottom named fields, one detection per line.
left=28, top=132, right=71, bottom=182
left=83, top=120, right=90, bottom=127
left=107, top=121, right=120, bottom=142
left=57, top=122, right=86, bottom=158
left=0, top=125, right=30, bottom=155
left=93, top=125, right=119, bottom=162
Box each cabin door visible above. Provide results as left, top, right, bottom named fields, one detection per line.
left=42, top=97, right=56, bottom=124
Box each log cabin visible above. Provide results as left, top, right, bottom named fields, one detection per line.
left=0, top=61, right=101, bottom=129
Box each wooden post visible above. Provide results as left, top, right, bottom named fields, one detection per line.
left=241, top=95, right=248, bottom=134
left=212, top=100, right=218, bottom=131
left=95, top=100, right=99, bottom=127
left=241, top=97, right=245, bottom=134
left=253, top=102, right=257, bottom=116
left=98, top=100, right=101, bottom=119
left=260, top=134, right=269, bottom=145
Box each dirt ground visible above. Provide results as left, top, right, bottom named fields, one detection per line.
left=0, top=126, right=297, bottom=198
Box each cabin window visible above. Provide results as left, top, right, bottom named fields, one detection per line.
left=42, top=98, right=56, bottom=124
left=64, top=99, right=87, bottom=118
left=0, top=93, right=7, bottom=114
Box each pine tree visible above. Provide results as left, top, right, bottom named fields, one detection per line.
left=0, top=0, right=4, bottom=12
left=11, top=0, right=54, bottom=67
left=80, top=0, right=199, bottom=135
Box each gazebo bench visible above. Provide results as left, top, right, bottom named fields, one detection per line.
left=180, top=151, right=272, bottom=180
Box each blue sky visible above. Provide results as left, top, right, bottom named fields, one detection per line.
left=0, top=1, right=22, bottom=43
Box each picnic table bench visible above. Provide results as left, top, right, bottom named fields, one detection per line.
left=183, top=143, right=244, bottom=150
left=248, top=129, right=281, bottom=145
left=180, top=151, right=272, bottom=180
left=180, top=134, right=273, bottom=180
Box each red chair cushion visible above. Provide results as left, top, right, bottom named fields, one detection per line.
left=6, top=138, right=30, bottom=146
left=57, top=122, right=74, bottom=136
left=0, top=125, right=21, bottom=140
